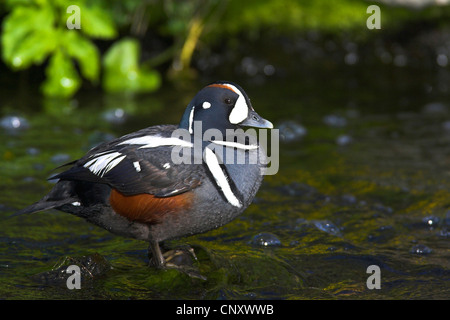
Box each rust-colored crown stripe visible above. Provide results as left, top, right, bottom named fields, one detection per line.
left=207, top=83, right=237, bottom=93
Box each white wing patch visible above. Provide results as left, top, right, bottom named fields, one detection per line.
left=118, top=136, right=193, bottom=148
left=133, top=161, right=141, bottom=172
left=84, top=152, right=126, bottom=177
left=84, top=136, right=193, bottom=178
left=203, top=147, right=242, bottom=208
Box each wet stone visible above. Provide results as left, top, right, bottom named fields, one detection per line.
left=410, top=244, right=432, bottom=255
left=250, top=232, right=282, bottom=247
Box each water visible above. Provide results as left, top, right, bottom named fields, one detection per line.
left=1, top=34, right=449, bottom=300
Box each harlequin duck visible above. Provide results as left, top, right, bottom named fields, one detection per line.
left=15, top=81, right=273, bottom=269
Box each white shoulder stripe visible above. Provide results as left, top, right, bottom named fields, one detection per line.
left=118, top=136, right=193, bottom=148
left=84, top=152, right=126, bottom=177
left=203, top=148, right=242, bottom=208
left=210, top=140, right=258, bottom=150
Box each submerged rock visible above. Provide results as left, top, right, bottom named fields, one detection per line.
left=32, top=253, right=112, bottom=287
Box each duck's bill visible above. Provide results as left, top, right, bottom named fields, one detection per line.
left=240, top=110, right=274, bottom=129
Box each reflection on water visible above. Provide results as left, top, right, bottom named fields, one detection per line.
left=0, top=33, right=449, bottom=299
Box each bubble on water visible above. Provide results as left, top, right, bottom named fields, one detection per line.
left=1, top=115, right=30, bottom=132
left=313, top=220, right=342, bottom=237
left=422, top=215, right=440, bottom=227
left=250, top=232, right=282, bottom=247
left=410, top=244, right=432, bottom=255
left=278, top=121, right=307, bottom=142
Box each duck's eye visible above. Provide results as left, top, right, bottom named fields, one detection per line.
left=224, top=98, right=232, bottom=105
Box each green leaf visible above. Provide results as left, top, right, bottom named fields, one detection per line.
left=79, top=5, right=117, bottom=39
left=2, top=5, right=55, bottom=69
left=41, top=49, right=81, bottom=97
left=9, top=29, right=58, bottom=69
left=61, top=30, right=100, bottom=82
left=103, top=38, right=160, bottom=93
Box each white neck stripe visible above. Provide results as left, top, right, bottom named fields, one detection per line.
left=188, top=105, right=195, bottom=134
left=203, top=148, right=242, bottom=208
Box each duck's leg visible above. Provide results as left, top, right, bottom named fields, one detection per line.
left=148, top=241, right=207, bottom=280
left=148, top=240, right=165, bottom=268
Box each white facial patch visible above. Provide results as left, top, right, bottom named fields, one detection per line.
left=84, top=152, right=126, bottom=177
left=220, top=83, right=249, bottom=124
left=203, top=147, right=242, bottom=208
left=202, top=101, right=211, bottom=109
